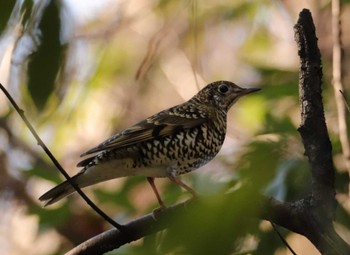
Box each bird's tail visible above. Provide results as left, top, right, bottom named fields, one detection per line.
left=39, top=172, right=86, bottom=206
left=39, top=162, right=129, bottom=206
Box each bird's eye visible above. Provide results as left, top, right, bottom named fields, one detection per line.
left=218, top=84, right=229, bottom=94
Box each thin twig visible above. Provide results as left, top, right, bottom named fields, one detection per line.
left=135, top=30, right=163, bottom=81
left=339, top=90, right=350, bottom=113
left=0, top=83, right=125, bottom=231
left=271, top=222, right=297, bottom=255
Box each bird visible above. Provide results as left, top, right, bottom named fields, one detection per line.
left=39, top=81, right=260, bottom=207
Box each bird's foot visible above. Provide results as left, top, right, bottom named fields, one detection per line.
left=152, top=205, right=167, bottom=220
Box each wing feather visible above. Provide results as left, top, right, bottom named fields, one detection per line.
left=80, top=109, right=209, bottom=157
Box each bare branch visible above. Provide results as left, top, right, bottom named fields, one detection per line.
left=64, top=193, right=301, bottom=255
left=294, top=8, right=336, bottom=212
left=65, top=189, right=349, bottom=255
left=294, top=8, right=349, bottom=254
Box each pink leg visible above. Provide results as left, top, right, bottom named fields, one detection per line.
left=168, top=175, right=197, bottom=197
left=147, top=177, right=165, bottom=208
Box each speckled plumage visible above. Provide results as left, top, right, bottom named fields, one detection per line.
left=39, top=81, right=259, bottom=206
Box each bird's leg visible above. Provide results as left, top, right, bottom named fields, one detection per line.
left=147, top=177, right=165, bottom=208
left=168, top=175, right=198, bottom=197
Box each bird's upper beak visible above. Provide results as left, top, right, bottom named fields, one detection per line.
left=241, top=87, right=261, bottom=95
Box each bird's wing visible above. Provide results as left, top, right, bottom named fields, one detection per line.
left=80, top=109, right=209, bottom=157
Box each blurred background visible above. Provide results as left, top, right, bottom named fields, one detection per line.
left=0, top=0, right=349, bottom=254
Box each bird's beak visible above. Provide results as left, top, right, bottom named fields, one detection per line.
left=241, top=87, right=261, bottom=95
left=228, top=86, right=260, bottom=109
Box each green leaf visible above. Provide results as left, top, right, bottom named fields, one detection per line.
left=27, top=0, right=65, bottom=110
left=161, top=191, right=260, bottom=255
left=30, top=203, right=70, bottom=227
left=93, top=188, right=136, bottom=213
left=25, top=165, right=62, bottom=183
left=236, top=140, right=282, bottom=191
left=263, top=114, right=296, bottom=134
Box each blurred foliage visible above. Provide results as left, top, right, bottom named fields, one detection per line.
left=0, top=0, right=349, bottom=255
left=27, top=0, right=65, bottom=110
left=0, top=1, right=16, bottom=34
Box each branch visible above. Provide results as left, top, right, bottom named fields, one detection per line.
left=294, top=8, right=336, bottom=215
left=65, top=192, right=301, bottom=255
left=294, top=9, right=349, bottom=254
left=65, top=200, right=187, bottom=255
left=65, top=190, right=348, bottom=255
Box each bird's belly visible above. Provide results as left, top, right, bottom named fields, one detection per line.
left=82, top=157, right=168, bottom=183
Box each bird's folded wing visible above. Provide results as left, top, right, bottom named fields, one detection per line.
left=80, top=111, right=209, bottom=157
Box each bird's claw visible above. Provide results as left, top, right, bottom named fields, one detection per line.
left=152, top=205, right=167, bottom=220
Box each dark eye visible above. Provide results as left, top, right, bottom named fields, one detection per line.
left=218, top=84, right=229, bottom=94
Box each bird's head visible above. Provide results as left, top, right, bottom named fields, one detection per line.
left=195, top=81, right=260, bottom=111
